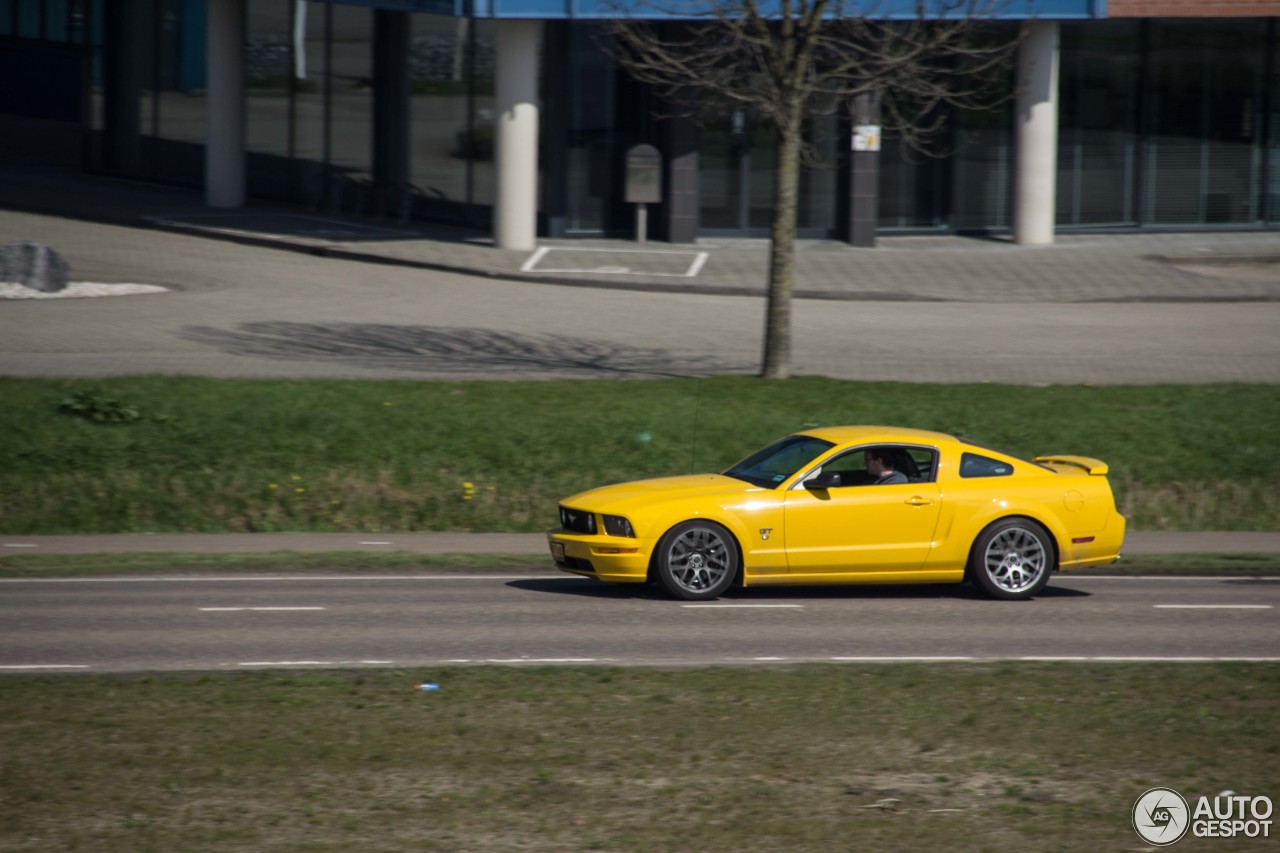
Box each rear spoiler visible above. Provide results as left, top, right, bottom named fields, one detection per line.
left=1033, top=455, right=1109, bottom=475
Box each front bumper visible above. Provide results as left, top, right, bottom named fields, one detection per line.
left=546, top=529, right=653, bottom=583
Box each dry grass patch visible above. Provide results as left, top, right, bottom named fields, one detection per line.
left=1, top=664, right=1277, bottom=852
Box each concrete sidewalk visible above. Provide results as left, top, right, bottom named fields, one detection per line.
left=3, top=531, right=1280, bottom=555
left=3, top=165, right=1278, bottom=305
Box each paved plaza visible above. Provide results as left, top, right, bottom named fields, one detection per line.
left=1, top=165, right=1278, bottom=384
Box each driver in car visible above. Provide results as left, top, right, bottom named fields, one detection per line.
left=867, top=448, right=909, bottom=485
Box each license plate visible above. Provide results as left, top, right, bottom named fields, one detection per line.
left=550, top=542, right=565, bottom=561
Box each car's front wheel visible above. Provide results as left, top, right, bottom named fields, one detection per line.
left=655, top=520, right=739, bottom=601
left=968, top=519, right=1054, bottom=600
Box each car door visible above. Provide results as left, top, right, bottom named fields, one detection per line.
left=782, top=446, right=942, bottom=574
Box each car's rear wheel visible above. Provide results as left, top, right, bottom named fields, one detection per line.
left=969, top=519, right=1054, bottom=600
left=655, top=521, right=739, bottom=601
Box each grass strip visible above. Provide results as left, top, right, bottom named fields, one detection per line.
left=1, top=551, right=1277, bottom=578
left=2, top=376, right=1279, bottom=533
left=1, top=663, right=1276, bottom=852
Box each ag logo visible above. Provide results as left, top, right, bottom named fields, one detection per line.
left=1134, top=787, right=1191, bottom=846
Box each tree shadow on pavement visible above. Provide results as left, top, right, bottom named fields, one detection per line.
left=178, top=321, right=747, bottom=377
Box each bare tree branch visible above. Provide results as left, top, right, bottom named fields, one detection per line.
left=605, top=0, right=1022, bottom=376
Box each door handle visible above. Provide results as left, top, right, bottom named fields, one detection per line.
left=905, top=496, right=933, bottom=507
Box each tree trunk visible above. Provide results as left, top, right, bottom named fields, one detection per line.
left=760, top=115, right=804, bottom=379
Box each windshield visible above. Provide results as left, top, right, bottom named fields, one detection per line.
left=724, top=434, right=835, bottom=488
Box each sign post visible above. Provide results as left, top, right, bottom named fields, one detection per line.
left=624, top=144, right=663, bottom=243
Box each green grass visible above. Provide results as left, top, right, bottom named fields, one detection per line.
left=1, top=663, right=1276, bottom=852
left=2, top=376, right=1278, bottom=534
left=0, top=551, right=1276, bottom=579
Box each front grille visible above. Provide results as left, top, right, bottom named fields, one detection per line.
left=559, top=505, right=596, bottom=535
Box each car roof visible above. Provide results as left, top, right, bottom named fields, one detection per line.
left=797, top=425, right=957, bottom=446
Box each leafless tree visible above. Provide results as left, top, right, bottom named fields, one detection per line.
left=609, top=0, right=1022, bottom=378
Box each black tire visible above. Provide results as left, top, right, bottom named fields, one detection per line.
left=968, top=518, right=1055, bottom=601
left=654, top=520, right=740, bottom=601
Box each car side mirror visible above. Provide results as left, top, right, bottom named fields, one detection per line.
left=805, top=471, right=842, bottom=490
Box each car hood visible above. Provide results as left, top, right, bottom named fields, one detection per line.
left=561, top=474, right=760, bottom=515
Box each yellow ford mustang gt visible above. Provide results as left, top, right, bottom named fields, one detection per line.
left=547, top=426, right=1125, bottom=601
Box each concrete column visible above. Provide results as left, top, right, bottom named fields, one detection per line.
left=663, top=111, right=699, bottom=244
left=494, top=20, right=542, bottom=251
left=1013, top=20, right=1059, bottom=246
left=206, top=0, right=246, bottom=208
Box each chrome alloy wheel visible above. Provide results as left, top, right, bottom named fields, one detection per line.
left=666, top=526, right=733, bottom=594
left=982, top=525, right=1048, bottom=594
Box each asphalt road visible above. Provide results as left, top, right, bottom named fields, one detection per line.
left=2, top=572, right=1276, bottom=674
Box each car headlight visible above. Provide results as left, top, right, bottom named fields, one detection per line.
left=602, top=515, right=635, bottom=538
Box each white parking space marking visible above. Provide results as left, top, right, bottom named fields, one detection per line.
left=199, top=601, right=327, bottom=607
left=1153, top=604, right=1272, bottom=609
left=521, top=246, right=710, bottom=278
left=520, top=246, right=550, bottom=272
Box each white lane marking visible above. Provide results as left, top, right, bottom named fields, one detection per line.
left=683, top=604, right=805, bottom=609
left=239, top=661, right=332, bottom=667
left=0, top=664, right=90, bottom=670
left=0, top=575, right=561, bottom=583
left=235, top=659, right=395, bottom=667
left=1070, top=576, right=1280, bottom=581
left=833, top=657, right=1280, bottom=664
left=359, top=541, right=393, bottom=545
left=198, top=601, right=327, bottom=607
left=1154, top=604, right=1272, bottom=609
left=831, top=656, right=975, bottom=662
left=485, top=658, right=598, bottom=663
left=3, top=543, right=38, bottom=548
left=754, top=656, right=787, bottom=661
left=1021, top=656, right=1090, bottom=661
left=1091, top=656, right=1219, bottom=662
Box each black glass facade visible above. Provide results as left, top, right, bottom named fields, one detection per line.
left=241, top=0, right=497, bottom=222
left=2, top=2, right=1278, bottom=234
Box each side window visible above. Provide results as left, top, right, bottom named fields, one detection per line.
left=821, top=450, right=874, bottom=487
left=961, top=452, right=1014, bottom=478
left=808, top=446, right=939, bottom=486
left=906, top=447, right=936, bottom=482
